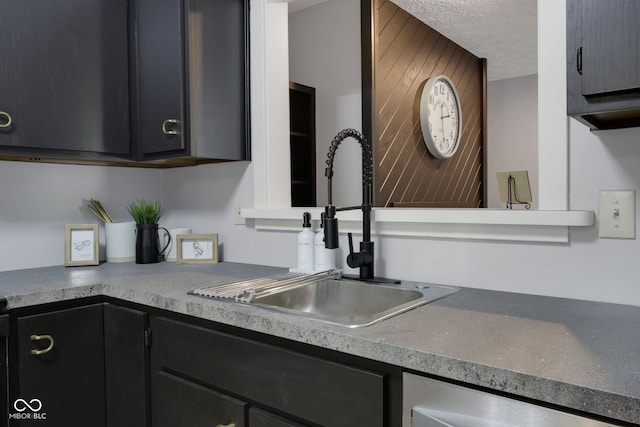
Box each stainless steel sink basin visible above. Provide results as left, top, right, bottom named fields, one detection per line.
left=250, top=278, right=458, bottom=328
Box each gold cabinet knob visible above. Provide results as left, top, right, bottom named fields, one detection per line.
left=30, top=334, right=55, bottom=355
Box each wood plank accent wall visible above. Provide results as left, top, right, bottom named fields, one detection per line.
left=363, top=0, right=486, bottom=208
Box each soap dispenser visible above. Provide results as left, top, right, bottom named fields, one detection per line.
left=314, top=213, right=336, bottom=271
left=297, top=212, right=315, bottom=271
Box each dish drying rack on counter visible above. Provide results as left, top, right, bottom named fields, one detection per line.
left=191, top=270, right=341, bottom=303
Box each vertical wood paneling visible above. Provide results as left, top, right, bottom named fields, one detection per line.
left=368, top=0, right=485, bottom=207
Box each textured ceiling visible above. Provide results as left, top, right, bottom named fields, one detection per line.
left=390, top=0, right=537, bottom=81
left=288, top=0, right=538, bottom=81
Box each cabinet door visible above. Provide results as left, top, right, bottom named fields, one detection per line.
left=566, top=0, right=640, bottom=129
left=131, top=0, right=186, bottom=158
left=104, top=304, right=149, bottom=427
left=131, top=0, right=249, bottom=161
left=153, top=371, right=246, bottom=427
left=0, top=0, right=129, bottom=156
left=16, top=304, right=105, bottom=426
left=580, top=0, right=640, bottom=96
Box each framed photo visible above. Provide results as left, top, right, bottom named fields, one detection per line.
left=65, top=224, right=99, bottom=266
left=176, top=233, right=219, bottom=264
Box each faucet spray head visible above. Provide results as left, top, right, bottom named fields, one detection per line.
left=324, top=205, right=339, bottom=249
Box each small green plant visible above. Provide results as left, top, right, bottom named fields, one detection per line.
left=127, top=198, right=164, bottom=224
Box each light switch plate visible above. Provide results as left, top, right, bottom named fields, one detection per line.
left=599, top=190, right=636, bottom=239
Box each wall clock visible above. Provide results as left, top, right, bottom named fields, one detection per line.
left=419, top=75, right=462, bottom=159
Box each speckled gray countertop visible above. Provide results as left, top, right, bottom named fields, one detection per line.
left=1, top=262, right=639, bottom=424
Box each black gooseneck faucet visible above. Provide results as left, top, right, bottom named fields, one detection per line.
left=323, top=128, right=375, bottom=280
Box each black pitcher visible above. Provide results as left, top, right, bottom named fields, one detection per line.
left=135, top=224, right=171, bottom=264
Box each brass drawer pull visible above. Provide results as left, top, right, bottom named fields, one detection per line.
left=215, top=424, right=235, bottom=427
left=30, top=334, right=54, bottom=355
left=0, top=111, right=12, bottom=128
left=161, top=118, right=180, bottom=135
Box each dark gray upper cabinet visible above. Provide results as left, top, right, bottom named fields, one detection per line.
left=0, top=0, right=248, bottom=166
left=567, top=0, right=640, bottom=130
left=0, top=0, right=130, bottom=159
left=130, top=0, right=250, bottom=164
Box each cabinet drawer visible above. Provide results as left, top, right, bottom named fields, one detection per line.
left=152, top=317, right=385, bottom=427
left=154, top=371, right=246, bottom=427
left=249, top=407, right=307, bottom=427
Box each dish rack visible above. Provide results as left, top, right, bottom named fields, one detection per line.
left=191, top=270, right=340, bottom=303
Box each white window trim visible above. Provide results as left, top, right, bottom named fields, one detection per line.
left=244, top=0, right=594, bottom=243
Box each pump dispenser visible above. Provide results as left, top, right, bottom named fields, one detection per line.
left=297, top=212, right=314, bottom=270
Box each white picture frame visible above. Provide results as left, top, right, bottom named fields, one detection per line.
left=176, top=233, right=219, bottom=264
left=65, top=224, right=99, bottom=266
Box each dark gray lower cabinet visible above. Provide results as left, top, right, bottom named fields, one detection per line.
left=151, top=316, right=387, bottom=426
left=11, top=302, right=149, bottom=427
left=15, top=304, right=106, bottom=426
left=11, top=301, right=397, bottom=426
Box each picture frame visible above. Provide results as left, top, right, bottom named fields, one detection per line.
left=65, top=224, right=99, bottom=266
left=176, top=233, right=219, bottom=264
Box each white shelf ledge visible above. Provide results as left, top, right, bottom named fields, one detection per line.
left=241, top=208, right=595, bottom=243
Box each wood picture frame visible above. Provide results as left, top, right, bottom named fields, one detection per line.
left=65, top=224, right=99, bottom=266
left=176, top=233, right=219, bottom=264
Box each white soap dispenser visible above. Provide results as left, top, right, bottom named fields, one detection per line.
left=314, top=213, right=336, bottom=271
left=297, top=212, right=315, bottom=271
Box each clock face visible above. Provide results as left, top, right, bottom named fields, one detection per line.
left=419, top=75, right=462, bottom=159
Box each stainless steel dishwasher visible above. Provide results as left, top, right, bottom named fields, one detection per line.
left=403, top=373, right=620, bottom=427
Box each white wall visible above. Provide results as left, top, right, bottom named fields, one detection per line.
left=487, top=75, right=539, bottom=209
left=0, top=161, right=163, bottom=271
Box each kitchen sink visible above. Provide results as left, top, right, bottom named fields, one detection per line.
left=250, top=277, right=458, bottom=328
left=192, top=272, right=458, bottom=327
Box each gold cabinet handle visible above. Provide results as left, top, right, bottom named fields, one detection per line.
left=30, top=334, right=54, bottom=355
left=161, top=118, right=180, bottom=135
left=0, top=111, right=12, bottom=128
left=215, top=424, right=235, bottom=427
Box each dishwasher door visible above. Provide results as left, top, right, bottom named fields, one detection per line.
left=403, top=373, right=620, bottom=427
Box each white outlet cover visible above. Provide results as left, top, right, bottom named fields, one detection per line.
left=598, top=190, right=636, bottom=239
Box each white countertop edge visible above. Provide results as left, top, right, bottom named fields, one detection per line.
left=241, top=208, right=595, bottom=243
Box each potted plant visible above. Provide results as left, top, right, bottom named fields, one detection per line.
left=127, top=198, right=164, bottom=225
left=127, top=199, right=170, bottom=264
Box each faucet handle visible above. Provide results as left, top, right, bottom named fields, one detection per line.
left=346, top=233, right=373, bottom=269
left=347, top=233, right=356, bottom=267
